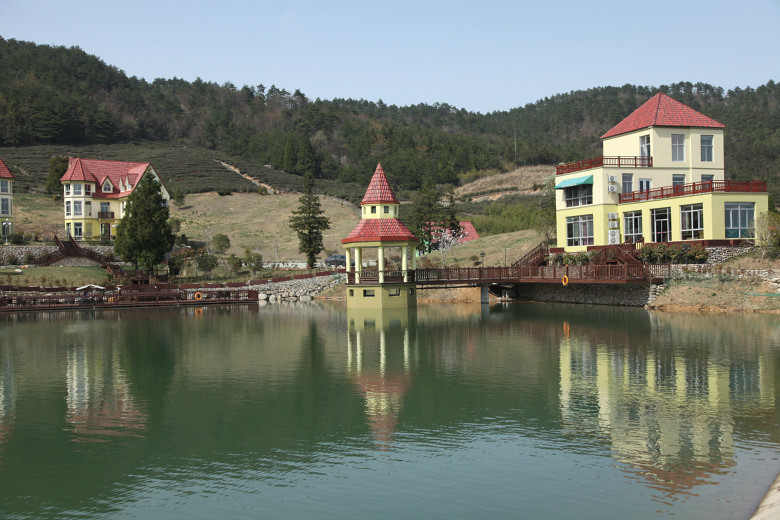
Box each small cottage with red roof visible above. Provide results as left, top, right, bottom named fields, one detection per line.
left=60, top=158, right=169, bottom=241
left=554, top=93, right=768, bottom=252
left=0, top=158, right=14, bottom=241
left=343, top=164, right=418, bottom=309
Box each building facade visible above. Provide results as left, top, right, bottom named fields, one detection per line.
left=60, top=158, right=170, bottom=241
left=0, top=158, right=14, bottom=242
left=554, top=93, right=768, bottom=252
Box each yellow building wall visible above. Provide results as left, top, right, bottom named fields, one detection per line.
left=361, top=203, right=399, bottom=219
left=346, top=284, right=417, bottom=309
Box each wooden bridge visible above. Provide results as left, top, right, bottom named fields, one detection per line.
left=347, top=263, right=670, bottom=288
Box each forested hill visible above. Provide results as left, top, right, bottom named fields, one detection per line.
left=1, top=37, right=777, bottom=192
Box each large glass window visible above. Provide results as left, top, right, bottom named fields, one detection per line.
left=672, top=174, right=686, bottom=187
left=65, top=200, right=71, bottom=216
left=681, top=203, right=704, bottom=240
left=74, top=223, right=83, bottom=240
left=672, top=134, right=685, bottom=162
left=65, top=184, right=71, bottom=196
left=0, top=198, right=10, bottom=215
left=566, top=215, right=594, bottom=247
left=73, top=183, right=82, bottom=196
left=651, top=208, right=671, bottom=242
left=564, top=184, right=592, bottom=207
left=0, top=180, right=9, bottom=194
left=623, top=211, right=643, bottom=243
left=103, top=181, right=112, bottom=193
left=73, top=200, right=82, bottom=216
left=622, top=173, right=633, bottom=194
left=725, top=202, right=755, bottom=238
left=640, top=135, right=651, bottom=158
left=85, top=201, right=91, bottom=217
left=701, top=135, right=713, bottom=162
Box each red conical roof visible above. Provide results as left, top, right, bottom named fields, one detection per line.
left=601, top=93, right=724, bottom=139
left=361, top=163, right=399, bottom=205
left=0, top=158, right=14, bottom=179
left=342, top=218, right=418, bottom=244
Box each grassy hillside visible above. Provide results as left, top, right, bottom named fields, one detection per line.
left=171, top=192, right=360, bottom=260
left=456, top=165, right=554, bottom=201
left=0, top=141, right=368, bottom=203
left=12, top=193, right=63, bottom=238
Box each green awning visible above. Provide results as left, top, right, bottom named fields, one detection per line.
left=555, top=175, right=593, bottom=189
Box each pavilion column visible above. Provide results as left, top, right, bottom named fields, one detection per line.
left=345, top=248, right=351, bottom=273
left=411, top=249, right=417, bottom=270
left=355, top=247, right=362, bottom=283
left=378, top=245, right=385, bottom=283
left=402, top=245, right=408, bottom=282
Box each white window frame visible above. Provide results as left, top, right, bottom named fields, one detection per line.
left=680, top=204, right=704, bottom=240
left=621, top=173, right=633, bottom=194
left=0, top=180, right=9, bottom=194
left=73, top=222, right=83, bottom=240
left=623, top=211, right=643, bottom=243
left=65, top=200, right=72, bottom=216
left=73, top=200, right=82, bottom=216
left=566, top=215, right=594, bottom=247
left=651, top=207, right=671, bottom=243
left=640, top=135, right=651, bottom=158
left=672, top=134, right=685, bottom=162
left=102, top=180, right=112, bottom=193
left=85, top=201, right=92, bottom=217
left=725, top=202, right=755, bottom=238
left=73, top=183, right=82, bottom=196
left=85, top=184, right=92, bottom=195
left=701, top=135, right=713, bottom=162
left=564, top=185, right=593, bottom=208
left=672, top=174, right=686, bottom=187
left=0, top=197, right=10, bottom=216
left=65, top=184, right=71, bottom=196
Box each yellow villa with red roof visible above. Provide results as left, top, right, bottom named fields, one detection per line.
left=60, top=158, right=170, bottom=241
left=0, top=158, right=15, bottom=242
left=554, top=93, right=769, bottom=252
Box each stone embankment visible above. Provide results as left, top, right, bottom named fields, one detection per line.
left=249, top=274, right=345, bottom=303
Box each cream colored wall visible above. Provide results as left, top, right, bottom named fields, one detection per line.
left=361, top=203, right=399, bottom=219
left=616, top=192, right=768, bottom=243
left=346, top=284, right=416, bottom=309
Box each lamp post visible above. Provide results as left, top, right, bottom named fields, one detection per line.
left=2, top=220, right=10, bottom=245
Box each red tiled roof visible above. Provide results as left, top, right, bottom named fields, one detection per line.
left=60, top=158, right=153, bottom=199
left=0, top=158, right=14, bottom=179
left=361, top=163, right=399, bottom=205
left=342, top=218, right=418, bottom=244
left=601, top=93, right=725, bottom=139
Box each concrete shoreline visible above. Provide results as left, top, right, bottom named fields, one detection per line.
left=750, top=471, right=780, bottom=519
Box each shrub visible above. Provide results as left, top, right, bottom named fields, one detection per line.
left=175, top=233, right=188, bottom=246
left=105, top=251, right=116, bottom=262
left=52, top=194, right=62, bottom=202
left=9, top=233, right=25, bottom=245
left=7, top=254, right=18, bottom=265
left=212, top=233, right=231, bottom=254
left=24, top=252, right=35, bottom=264
left=227, top=254, right=242, bottom=275
left=216, top=189, right=232, bottom=196
left=257, top=186, right=269, bottom=195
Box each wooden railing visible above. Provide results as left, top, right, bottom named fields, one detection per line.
left=98, top=211, right=115, bottom=219
left=513, top=241, right=549, bottom=267
left=619, top=180, right=766, bottom=203
left=346, top=270, right=415, bottom=284
left=556, top=156, right=652, bottom=175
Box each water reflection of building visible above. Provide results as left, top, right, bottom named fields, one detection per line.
left=559, top=326, right=774, bottom=501
left=66, top=344, right=147, bottom=442
left=0, top=346, right=15, bottom=455
left=347, top=308, right=416, bottom=451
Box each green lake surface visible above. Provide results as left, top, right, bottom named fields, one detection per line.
left=0, top=302, right=779, bottom=519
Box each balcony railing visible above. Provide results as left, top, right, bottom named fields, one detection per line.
left=98, top=211, right=115, bottom=219
left=556, top=156, right=652, bottom=175
left=619, top=180, right=767, bottom=204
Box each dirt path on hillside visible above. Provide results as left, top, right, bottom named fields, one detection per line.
left=219, top=161, right=277, bottom=193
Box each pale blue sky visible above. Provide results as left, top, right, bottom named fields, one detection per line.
left=1, top=0, right=778, bottom=113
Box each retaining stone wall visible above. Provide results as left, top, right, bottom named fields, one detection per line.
left=0, top=245, right=115, bottom=266
left=705, top=246, right=753, bottom=264
left=512, top=282, right=652, bottom=307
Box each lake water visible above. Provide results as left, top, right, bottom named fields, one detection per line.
left=0, top=302, right=779, bottom=519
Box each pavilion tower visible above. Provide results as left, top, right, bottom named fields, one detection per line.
left=342, top=164, right=418, bottom=309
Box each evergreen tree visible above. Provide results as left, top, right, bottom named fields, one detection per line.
left=281, top=134, right=297, bottom=173
left=296, top=133, right=317, bottom=177
left=406, top=177, right=443, bottom=253
left=114, top=174, right=175, bottom=271
left=289, top=173, right=331, bottom=268
left=46, top=156, right=69, bottom=194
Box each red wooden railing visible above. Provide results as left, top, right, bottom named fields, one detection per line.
left=619, top=180, right=766, bottom=203
left=556, top=156, right=652, bottom=175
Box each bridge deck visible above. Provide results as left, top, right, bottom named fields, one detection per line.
left=347, top=265, right=670, bottom=286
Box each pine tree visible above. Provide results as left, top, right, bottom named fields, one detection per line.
left=406, top=177, right=443, bottom=253
left=289, top=173, right=331, bottom=268
left=114, top=174, right=175, bottom=271
left=296, top=133, right=317, bottom=177
left=46, top=156, right=69, bottom=194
